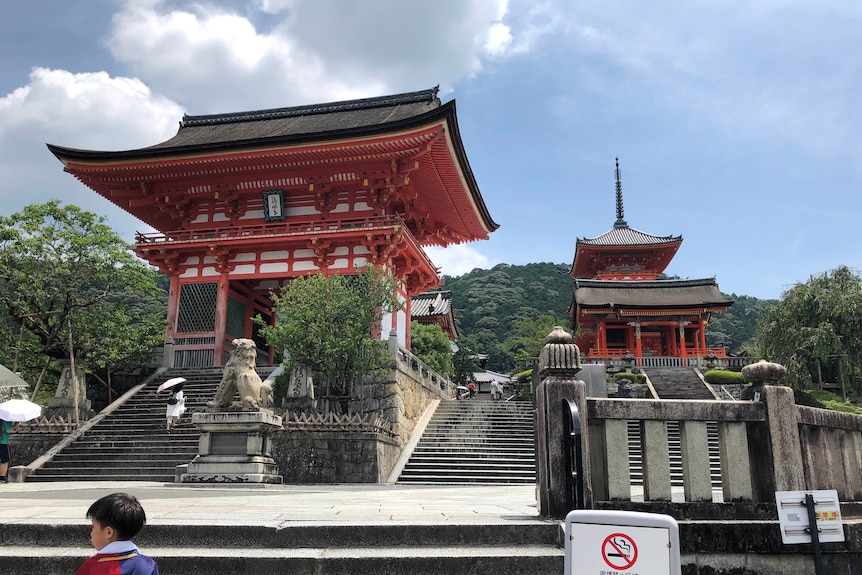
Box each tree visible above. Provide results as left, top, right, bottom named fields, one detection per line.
left=0, top=201, right=166, bottom=394
left=498, top=315, right=563, bottom=373
left=451, top=334, right=480, bottom=386
left=756, top=266, right=862, bottom=390
left=409, top=321, right=453, bottom=376
left=258, top=266, right=402, bottom=410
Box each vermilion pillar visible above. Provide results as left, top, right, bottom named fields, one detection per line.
left=213, top=272, right=230, bottom=365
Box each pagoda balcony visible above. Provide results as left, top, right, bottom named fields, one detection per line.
left=135, top=214, right=414, bottom=248
left=587, top=347, right=728, bottom=358
left=583, top=351, right=759, bottom=371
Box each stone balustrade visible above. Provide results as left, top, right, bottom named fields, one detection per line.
left=569, top=385, right=862, bottom=509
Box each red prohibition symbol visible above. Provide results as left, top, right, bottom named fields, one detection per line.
left=602, top=532, right=638, bottom=570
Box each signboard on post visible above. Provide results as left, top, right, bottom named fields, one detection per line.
left=775, top=489, right=844, bottom=544
left=565, top=510, right=681, bottom=575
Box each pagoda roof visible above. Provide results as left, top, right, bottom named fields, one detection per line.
left=576, top=223, right=682, bottom=248
left=411, top=290, right=453, bottom=318
left=47, top=87, right=498, bottom=243
left=410, top=290, right=458, bottom=340
left=573, top=278, right=732, bottom=311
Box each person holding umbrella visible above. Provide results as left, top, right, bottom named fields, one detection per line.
left=0, top=418, right=20, bottom=483
left=0, top=398, right=41, bottom=483
left=159, top=378, right=186, bottom=433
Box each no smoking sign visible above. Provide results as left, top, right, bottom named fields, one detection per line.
left=565, top=510, right=681, bottom=575
left=602, top=533, right=638, bottom=570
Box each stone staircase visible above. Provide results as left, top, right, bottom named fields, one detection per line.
left=0, top=519, right=564, bottom=575
left=644, top=366, right=717, bottom=400
left=25, top=367, right=261, bottom=482
left=397, top=398, right=535, bottom=484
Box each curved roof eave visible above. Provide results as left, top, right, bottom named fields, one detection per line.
left=48, top=99, right=499, bottom=235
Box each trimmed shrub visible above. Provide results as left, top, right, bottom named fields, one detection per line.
left=703, top=370, right=745, bottom=385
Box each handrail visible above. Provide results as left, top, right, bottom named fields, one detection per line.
left=562, top=398, right=585, bottom=511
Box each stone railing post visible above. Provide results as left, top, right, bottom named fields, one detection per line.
left=742, top=360, right=804, bottom=500
left=535, top=326, right=591, bottom=518
left=162, top=337, right=175, bottom=368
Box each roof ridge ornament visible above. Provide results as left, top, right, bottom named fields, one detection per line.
left=614, top=157, right=627, bottom=228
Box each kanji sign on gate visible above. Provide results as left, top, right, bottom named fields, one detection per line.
left=565, top=510, right=681, bottom=575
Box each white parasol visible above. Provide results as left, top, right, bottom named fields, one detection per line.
left=0, top=398, right=43, bottom=422
left=157, top=377, right=187, bottom=393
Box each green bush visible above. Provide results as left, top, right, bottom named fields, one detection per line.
left=516, top=369, right=532, bottom=383
left=703, top=370, right=745, bottom=385
left=793, top=388, right=826, bottom=408
left=803, top=389, right=862, bottom=414
left=614, top=372, right=646, bottom=384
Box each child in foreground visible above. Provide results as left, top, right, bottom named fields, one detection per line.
left=76, top=492, right=160, bottom=575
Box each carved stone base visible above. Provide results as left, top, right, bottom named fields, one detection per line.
left=178, top=411, right=283, bottom=484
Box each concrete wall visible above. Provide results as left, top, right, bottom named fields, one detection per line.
left=6, top=433, right=66, bottom=467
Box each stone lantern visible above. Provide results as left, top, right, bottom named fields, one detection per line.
left=622, top=350, right=636, bottom=373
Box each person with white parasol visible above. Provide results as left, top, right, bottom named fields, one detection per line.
left=159, top=378, right=186, bottom=433
left=0, top=398, right=42, bottom=483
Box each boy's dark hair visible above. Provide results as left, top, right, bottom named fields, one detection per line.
left=86, top=492, right=147, bottom=540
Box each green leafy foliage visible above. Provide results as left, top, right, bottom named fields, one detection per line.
left=409, top=321, right=453, bottom=376
left=705, top=294, right=777, bottom=354
left=0, top=201, right=166, bottom=386
left=614, top=372, right=646, bottom=384
left=795, top=389, right=862, bottom=414
left=451, top=334, right=480, bottom=385
left=258, top=266, right=402, bottom=397
left=756, top=266, right=862, bottom=390
left=703, top=370, right=745, bottom=385
left=442, top=262, right=773, bottom=373
left=440, top=263, right=574, bottom=372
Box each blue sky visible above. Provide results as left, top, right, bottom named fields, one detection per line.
left=1, top=1, right=860, bottom=300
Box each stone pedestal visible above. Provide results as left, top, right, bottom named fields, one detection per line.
left=179, top=411, right=283, bottom=484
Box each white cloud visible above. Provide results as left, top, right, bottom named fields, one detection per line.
left=0, top=67, right=184, bottom=239
left=425, top=244, right=499, bottom=278
left=105, top=0, right=541, bottom=111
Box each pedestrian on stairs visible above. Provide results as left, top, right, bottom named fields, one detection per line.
left=165, top=385, right=186, bottom=433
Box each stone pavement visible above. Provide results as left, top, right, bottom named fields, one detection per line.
left=0, top=481, right=543, bottom=528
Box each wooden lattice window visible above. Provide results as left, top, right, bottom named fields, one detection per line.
left=226, top=297, right=247, bottom=339
left=177, top=283, right=217, bottom=333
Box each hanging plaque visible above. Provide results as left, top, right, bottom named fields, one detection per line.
left=262, top=189, right=285, bottom=222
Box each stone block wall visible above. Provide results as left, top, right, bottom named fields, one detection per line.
left=270, top=430, right=401, bottom=483
left=6, top=433, right=65, bottom=467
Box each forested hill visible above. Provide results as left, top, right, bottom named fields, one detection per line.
left=438, top=263, right=776, bottom=373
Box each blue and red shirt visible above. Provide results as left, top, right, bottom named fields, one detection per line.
left=76, top=541, right=159, bottom=575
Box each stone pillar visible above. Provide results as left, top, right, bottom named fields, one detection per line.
left=46, top=361, right=92, bottom=422
left=535, top=326, right=591, bottom=519
left=161, top=337, right=175, bottom=369
left=741, top=360, right=802, bottom=501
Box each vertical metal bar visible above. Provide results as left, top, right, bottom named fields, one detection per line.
left=805, top=493, right=824, bottom=575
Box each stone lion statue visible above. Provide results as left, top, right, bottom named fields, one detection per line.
left=208, top=338, right=274, bottom=411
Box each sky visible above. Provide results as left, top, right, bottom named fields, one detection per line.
left=1, top=0, right=860, bottom=301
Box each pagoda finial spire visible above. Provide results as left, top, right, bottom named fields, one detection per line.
left=614, top=157, right=627, bottom=227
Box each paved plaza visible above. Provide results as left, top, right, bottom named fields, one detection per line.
left=0, top=482, right=544, bottom=528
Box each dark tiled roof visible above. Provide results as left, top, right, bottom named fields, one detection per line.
left=576, top=223, right=682, bottom=247
left=410, top=290, right=453, bottom=318
left=146, top=87, right=441, bottom=150
left=574, top=278, right=732, bottom=309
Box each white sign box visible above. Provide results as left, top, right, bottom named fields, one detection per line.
left=775, top=489, right=845, bottom=545
left=565, top=510, right=681, bottom=575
